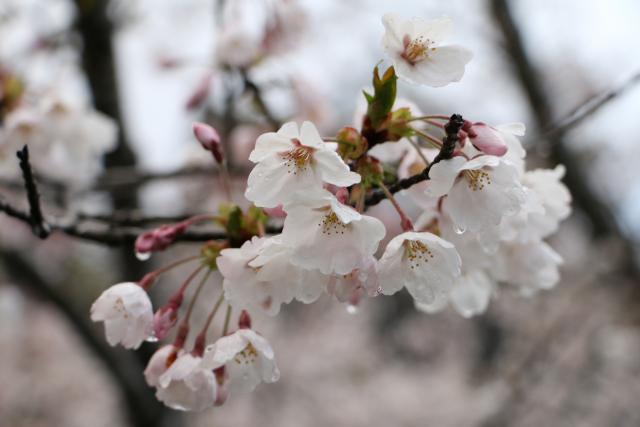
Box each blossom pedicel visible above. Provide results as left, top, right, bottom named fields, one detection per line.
left=88, top=10, right=571, bottom=411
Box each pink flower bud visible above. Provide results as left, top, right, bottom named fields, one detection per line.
left=134, top=222, right=189, bottom=257
left=466, top=122, right=507, bottom=156
left=238, top=310, right=252, bottom=329
left=335, top=187, right=349, bottom=204
left=185, top=73, right=212, bottom=110
left=192, top=122, right=224, bottom=164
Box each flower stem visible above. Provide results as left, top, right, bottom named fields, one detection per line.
left=414, top=129, right=443, bottom=149
left=192, top=291, right=226, bottom=356
left=408, top=114, right=449, bottom=123
left=222, top=304, right=233, bottom=336
left=183, top=268, right=213, bottom=324
left=377, top=180, right=414, bottom=232
left=409, top=138, right=431, bottom=166
left=139, top=254, right=202, bottom=289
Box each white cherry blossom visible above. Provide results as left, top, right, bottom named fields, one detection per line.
left=449, top=270, right=495, bottom=318
left=90, top=282, right=153, bottom=349
left=217, top=235, right=327, bottom=315
left=1, top=95, right=117, bottom=187
left=492, top=240, right=563, bottom=296
left=425, top=155, right=526, bottom=234
left=156, top=353, right=217, bottom=412
left=245, top=121, right=360, bottom=208
left=281, top=191, right=386, bottom=275
left=378, top=231, right=461, bottom=306
left=382, top=14, right=473, bottom=87
left=496, top=123, right=527, bottom=175
left=202, top=329, right=279, bottom=395
left=145, top=345, right=179, bottom=387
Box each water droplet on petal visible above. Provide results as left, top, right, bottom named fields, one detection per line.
left=145, top=334, right=158, bottom=343
left=135, top=251, right=151, bottom=261
left=454, top=225, right=466, bottom=235
left=346, top=304, right=359, bottom=315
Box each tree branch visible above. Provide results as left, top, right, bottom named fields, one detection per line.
left=16, top=145, right=50, bottom=238
left=536, top=70, right=640, bottom=140
left=364, top=114, right=464, bottom=207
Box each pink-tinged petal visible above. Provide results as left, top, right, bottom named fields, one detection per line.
left=469, top=123, right=508, bottom=156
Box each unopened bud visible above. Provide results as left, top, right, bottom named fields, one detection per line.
left=193, top=122, right=224, bottom=163
left=463, top=121, right=507, bottom=156
left=135, top=222, right=189, bottom=257
left=238, top=310, right=252, bottom=329
left=336, top=126, right=367, bottom=160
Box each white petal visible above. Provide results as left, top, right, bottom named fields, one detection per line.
left=424, top=156, right=466, bottom=197
left=314, top=149, right=361, bottom=187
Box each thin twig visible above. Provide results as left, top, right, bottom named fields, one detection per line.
left=240, top=69, right=282, bottom=129
left=537, top=70, right=640, bottom=139
left=16, top=145, right=50, bottom=238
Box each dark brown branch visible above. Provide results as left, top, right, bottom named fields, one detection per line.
left=16, top=145, right=50, bottom=238
left=240, top=69, right=282, bottom=129
left=0, top=248, right=165, bottom=427
left=364, top=114, right=464, bottom=207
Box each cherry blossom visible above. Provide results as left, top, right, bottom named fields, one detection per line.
left=156, top=353, right=217, bottom=411
left=90, top=282, right=154, bottom=349
left=281, top=191, right=386, bottom=275
left=245, top=121, right=361, bottom=208
left=217, top=235, right=327, bottom=315
left=202, top=329, right=280, bottom=395
left=378, top=231, right=461, bottom=306
left=492, top=240, right=563, bottom=296
left=381, top=14, right=473, bottom=87
left=144, top=345, right=179, bottom=387
left=425, top=155, right=526, bottom=234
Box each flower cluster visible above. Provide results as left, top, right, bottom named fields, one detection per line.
left=90, top=13, right=571, bottom=411
left=0, top=68, right=117, bottom=188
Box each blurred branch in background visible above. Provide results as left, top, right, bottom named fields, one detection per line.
left=490, top=0, right=640, bottom=278
left=0, top=249, right=170, bottom=427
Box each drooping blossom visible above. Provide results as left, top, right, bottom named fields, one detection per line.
left=90, top=282, right=154, bottom=349
left=202, top=328, right=280, bottom=395
left=281, top=191, right=386, bottom=275
left=144, top=345, right=179, bottom=387
left=381, top=14, right=473, bottom=87
left=245, top=121, right=361, bottom=208
left=156, top=353, right=217, bottom=411
left=378, top=231, right=461, bottom=307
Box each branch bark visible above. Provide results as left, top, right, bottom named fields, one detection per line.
left=490, top=0, right=639, bottom=277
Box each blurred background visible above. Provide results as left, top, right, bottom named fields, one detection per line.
left=1, top=0, right=640, bottom=426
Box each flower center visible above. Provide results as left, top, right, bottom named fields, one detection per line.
left=463, top=169, right=492, bottom=191
left=319, top=211, right=348, bottom=236
left=281, top=139, right=314, bottom=174
left=234, top=343, right=258, bottom=365
left=114, top=297, right=130, bottom=319
left=404, top=240, right=435, bottom=269
left=401, top=35, right=435, bottom=65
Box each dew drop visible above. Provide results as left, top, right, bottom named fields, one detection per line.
left=135, top=251, right=151, bottom=261
left=346, top=304, right=359, bottom=315
left=454, top=225, right=466, bottom=235
left=145, top=334, right=158, bottom=343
